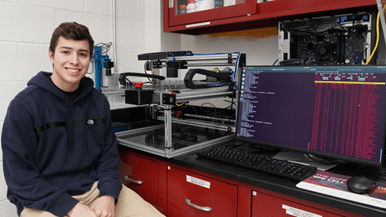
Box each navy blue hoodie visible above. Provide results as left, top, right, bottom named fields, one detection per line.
left=2, top=72, right=122, bottom=216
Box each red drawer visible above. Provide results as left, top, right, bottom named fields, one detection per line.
left=252, top=191, right=344, bottom=217
left=118, top=150, right=159, bottom=209
left=167, top=166, right=237, bottom=217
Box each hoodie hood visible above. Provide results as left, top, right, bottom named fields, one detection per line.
left=27, top=71, right=95, bottom=103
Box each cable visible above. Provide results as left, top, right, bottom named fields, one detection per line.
left=143, top=62, right=153, bottom=83
left=206, top=82, right=231, bottom=86
left=200, top=102, right=217, bottom=118
left=184, top=52, right=234, bottom=56
left=232, top=52, right=240, bottom=91
left=190, top=105, right=199, bottom=114
left=365, top=11, right=380, bottom=64
left=95, top=42, right=112, bottom=55
left=168, top=53, right=176, bottom=62
left=227, top=125, right=235, bottom=133
left=112, top=0, right=118, bottom=73
left=229, top=89, right=235, bottom=123
left=198, top=101, right=234, bottom=121
left=365, top=4, right=386, bottom=65
left=184, top=52, right=240, bottom=90
left=88, top=59, right=95, bottom=74
left=175, top=102, right=186, bottom=106
left=357, top=164, right=386, bottom=182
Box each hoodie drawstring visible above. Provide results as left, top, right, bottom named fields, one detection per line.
left=82, top=99, right=88, bottom=153
left=66, top=101, right=72, bottom=156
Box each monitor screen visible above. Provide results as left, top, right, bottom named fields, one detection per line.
left=236, top=65, right=386, bottom=166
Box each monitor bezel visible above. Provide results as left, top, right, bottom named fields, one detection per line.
left=236, top=65, right=386, bottom=167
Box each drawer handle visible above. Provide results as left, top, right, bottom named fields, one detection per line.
left=124, top=175, right=143, bottom=185
left=185, top=199, right=212, bottom=212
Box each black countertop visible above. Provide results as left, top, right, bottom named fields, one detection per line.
left=173, top=153, right=386, bottom=217
left=121, top=143, right=386, bottom=217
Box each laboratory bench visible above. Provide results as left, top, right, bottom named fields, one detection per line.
left=117, top=143, right=386, bottom=217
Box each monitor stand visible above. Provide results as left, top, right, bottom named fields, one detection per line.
left=273, top=150, right=338, bottom=171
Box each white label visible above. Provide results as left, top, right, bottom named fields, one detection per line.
left=186, top=175, right=211, bottom=189
left=169, top=0, right=173, bottom=8
left=282, top=205, right=322, bottom=217
left=186, top=22, right=211, bottom=28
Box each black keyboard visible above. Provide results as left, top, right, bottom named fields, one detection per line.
left=196, top=146, right=317, bottom=181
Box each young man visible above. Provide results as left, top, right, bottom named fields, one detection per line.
left=2, top=22, right=164, bottom=217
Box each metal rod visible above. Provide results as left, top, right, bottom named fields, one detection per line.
left=157, top=116, right=231, bottom=131
left=166, top=135, right=234, bottom=158
left=162, top=53, right=239, bottom=62
left=164, top=105, right=173, bottom=149
left=175, top=91, right=233, bottom=102
left=159, top=62, right=236, bottom=68
left=184, top=113, right=235, bottom=123
left=173, top=86, right=230, bottom=95
left=185, top=63, right=236, bottom=67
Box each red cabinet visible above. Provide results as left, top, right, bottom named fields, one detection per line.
left=117, top=147, right=369, bottom=216
left=167, top=166, right=238, bottom=217
left=252, top=191, right=344, bottom=217
left=163, top=0, right=376, bottom=35
left=118, top=148, right=160, bottom=210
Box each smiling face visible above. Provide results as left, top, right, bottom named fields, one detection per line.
left=49, top=36, right=92, bottom=92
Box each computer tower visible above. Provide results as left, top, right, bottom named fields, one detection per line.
left=278, top=11, right=377, bottom=65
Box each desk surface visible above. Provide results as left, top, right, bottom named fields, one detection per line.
left=134, top=143, right=386, bottom=217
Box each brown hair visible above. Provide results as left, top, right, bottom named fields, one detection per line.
left=49, top=22, right=94, bottom=58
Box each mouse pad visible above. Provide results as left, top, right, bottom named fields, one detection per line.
left=296, top=171, right=386, bottom=209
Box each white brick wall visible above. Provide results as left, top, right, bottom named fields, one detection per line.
left=0, top=0, right=279, bottom=216
left=0, top=0, right=163, bottom=216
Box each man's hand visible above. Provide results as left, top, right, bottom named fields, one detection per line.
left=67, top=202, right=97, bottom=217
left=91, top=195, right=115, bottom=217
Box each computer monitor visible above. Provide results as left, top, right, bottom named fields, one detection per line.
left=236, top=65, right=386, bottom=167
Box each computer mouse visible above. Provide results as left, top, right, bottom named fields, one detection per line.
left=346, top=176, right=376, bottom=194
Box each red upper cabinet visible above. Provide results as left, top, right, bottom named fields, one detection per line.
left=163, top=0, right=377, bottom=35
left=165, top=0, right=257, bottom=28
